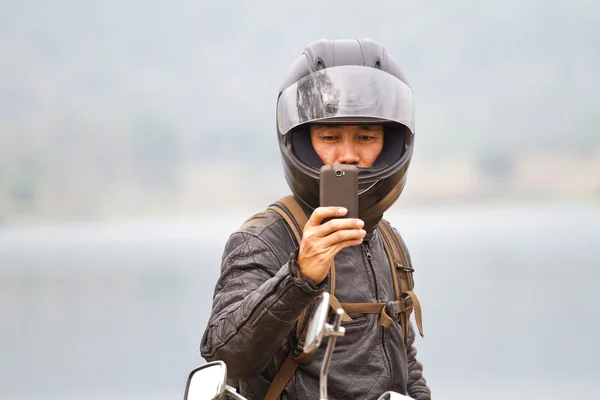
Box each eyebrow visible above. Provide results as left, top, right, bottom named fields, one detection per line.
left=326, top=125, right=380, bottom=131
left=359, top=126, right=384, bottom=134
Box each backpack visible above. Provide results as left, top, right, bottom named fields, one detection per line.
left=259, top=196, right=424, bottom=399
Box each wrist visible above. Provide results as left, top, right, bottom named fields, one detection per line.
left=290, top=250, right=325, bottom=287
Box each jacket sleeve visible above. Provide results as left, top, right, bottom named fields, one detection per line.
left=406, top=323, right=431, bottom=400
left=200, top=230, right=325, bottom=379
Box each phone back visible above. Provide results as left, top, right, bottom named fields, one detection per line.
left=319, top=164, right=359, bottom=219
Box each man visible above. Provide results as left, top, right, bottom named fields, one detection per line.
left=201, top=38, right=431, bottom=399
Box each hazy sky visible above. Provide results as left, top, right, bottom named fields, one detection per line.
left=2, top=0, right=598, bottom=161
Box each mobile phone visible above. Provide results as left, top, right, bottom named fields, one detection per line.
left=319, top=164, right=359, bottom=220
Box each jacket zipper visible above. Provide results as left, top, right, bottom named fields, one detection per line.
left=362, top=241, right=393, bottom=389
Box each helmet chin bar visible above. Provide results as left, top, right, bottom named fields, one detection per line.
left=358, top=180, right=379, bottom=196
left=281, top=158, right=408, bottom=235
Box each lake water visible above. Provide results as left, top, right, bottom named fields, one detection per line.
left=1, top=203, right=599, bottom=400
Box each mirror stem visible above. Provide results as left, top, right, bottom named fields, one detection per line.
left=225, top=386, right=247, bottom=400
left=319, top=309, right=344, bottom=400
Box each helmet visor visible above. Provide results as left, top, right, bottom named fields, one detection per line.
left=277, top=65, right=414, bottom=136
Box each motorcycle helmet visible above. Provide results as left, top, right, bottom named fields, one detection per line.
left=276, top=38, right=415, bottom=230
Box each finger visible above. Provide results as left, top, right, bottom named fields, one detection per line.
left=333, top=236, right=365, bottom=254
left=317, top=217, right=364, bottom=237
left=321, top=228, right=366, bottom=248
left=307, top=206, right=348, bottom=227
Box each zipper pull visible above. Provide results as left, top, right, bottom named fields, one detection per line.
left=363, top=243, right=372, bottom=260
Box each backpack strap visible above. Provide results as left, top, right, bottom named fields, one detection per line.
left=265, top=196, right=347, bottom=400
left=377, top=219, right=424, bottom=340
left=265, top=353, right=301, bottom=400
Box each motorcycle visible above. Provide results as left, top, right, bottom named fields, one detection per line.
left=183, top=292, right=413, bottom=400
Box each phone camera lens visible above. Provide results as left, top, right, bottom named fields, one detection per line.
left=335, top=170, right=343, bottom=177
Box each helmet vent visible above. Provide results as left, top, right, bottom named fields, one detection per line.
left=374, top=60, right=381, bottom=69
left=316, top=59, right=326, bottom=70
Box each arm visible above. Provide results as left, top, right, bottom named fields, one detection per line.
left=406, top=323, right=431, bottom=400
left=200, top=231, right=325, bottom=379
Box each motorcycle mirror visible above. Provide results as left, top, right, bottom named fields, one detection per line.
left=378, top=391, right=415, bottom=400
left=303, top=292, right=331, bottom=354
left=184, top=361, right=227, bottom=400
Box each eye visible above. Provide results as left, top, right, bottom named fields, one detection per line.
left=320, top=135, right=337, bottom=142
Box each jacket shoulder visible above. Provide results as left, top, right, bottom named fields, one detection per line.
left=224, top=207, right=296, bottom=270
left=235, top=208, right=282, bottom=237
left=230, top=207, right=296, bottom=253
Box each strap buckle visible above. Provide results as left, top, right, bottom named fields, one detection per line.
left=386, top=300, right=399, bottom=318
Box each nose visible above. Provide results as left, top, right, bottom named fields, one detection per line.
left=337, top=140, right=360, bottom=165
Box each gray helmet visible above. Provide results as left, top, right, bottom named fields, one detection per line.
left=276, top=38, right=415, bottom=230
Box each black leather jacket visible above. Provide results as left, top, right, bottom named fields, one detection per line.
left=200, top=206, right=431, bottom=400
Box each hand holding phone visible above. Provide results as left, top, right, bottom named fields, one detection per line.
left=295, top=164, right=365, bottom=285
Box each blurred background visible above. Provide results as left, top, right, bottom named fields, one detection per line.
left=1, top=1, right=599, bottom=399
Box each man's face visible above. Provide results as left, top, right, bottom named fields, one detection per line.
left=309, top=124, right=384, bottom=168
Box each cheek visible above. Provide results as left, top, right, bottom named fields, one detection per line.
left=318, top=148, right=337, bottom=164
left=362, top=142, right=384, bottom=164
left=311, top=141, right=336, bottom=164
